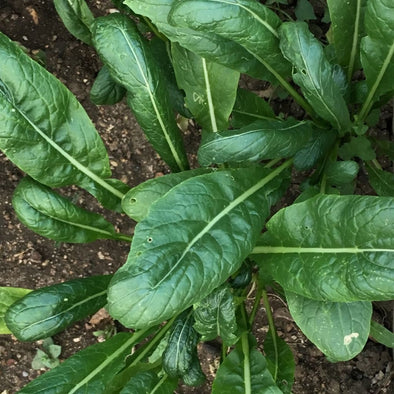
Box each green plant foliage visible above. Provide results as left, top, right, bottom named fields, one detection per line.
left=370, top=320, right=394, bottom=348
left=31, top=338, right=62, bottom=370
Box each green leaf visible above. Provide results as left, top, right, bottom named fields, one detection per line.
left=231, top=89, right=276, bottom=129
left=19, top=333, right=134, bottom=393
left=338, top=135, right=376, bottom=160
left=326, top=0, right=367, bottom=81
left=212, top=334, right=281, bottom=393
left=171, top=43, right=239, bottom=132
left=295, top=0, right=316, bottom=21
left=108, top=163, right=291, bottom=329
left=0, top=287, right=31, bottom=334
left=5, top=275, right=112, bottom=341
left=122, top=169, right=213, bottom=222
left=279, top=22, right=351, bottom=133
left=90, top=66, right=126, bottom=105
left=359, top=0, right=394, bottom=120
left=169, top=0, right=291, bottom=84
left=325, top=160, right=359, bottom=186
left=92, top=14, right=189, bottom=172
left=124, top=0, right=270, bottom=79
left=12, top=177, right=120, bottom=243
left=181, top=356, right=206, bottom=386
left=286, top=291, right=371, bottom=361
left=0, top=32, right=125, bottom=208
left=198, top=119, right=313, bottom=166
left=370, top=320, right=394, bottom=348
left=120, top=370, right=178, bottom=394
left=53, top=0, right=94, bottom=45
left=253, top=194, right=394, bottom=302
left=264, top=330, right=295, bottom=394
left=367, top=164, right=394, bottom=197
left=193, top=285, right=238, bottom=345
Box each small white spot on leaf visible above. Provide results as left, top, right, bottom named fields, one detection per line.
left=343, top=332, right=359, bottom=345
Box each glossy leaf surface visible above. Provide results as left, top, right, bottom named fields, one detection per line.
left=193, top=285, right=238, bottom=345
left=90, top=66, right=126, bottom=105
left=19, top=332, right=134, bottom=393
left=122, top=169, right=213, bottom=222
left=367, top=165, right=394, bottom=197
left=13, top=177, right=119, bottom=243
left=325, top=160, right=359, bottom=185
left=53, top=0, right=94, bottom=45
left=109, top=165, right=289, bottom=329
left=5, top=275, right=112, bottom=341
left=198, top=119, right=313, bottom=166
left=212, top=334, right=281, bottom=393
left=172, top=43, right=239, bottom=132
left=254, top=195, right=394, bottom=301
left=93, top=14, right=189, bottom=172
left=120, top=370, right=178, bottom=394
left=279, top=22, right=351, bottom=133
left=0, top=287, right=31, bottom=334
left=286, top=291, right=371, bottom=361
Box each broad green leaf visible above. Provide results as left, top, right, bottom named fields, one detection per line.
left=5, top=275, right=112, bottom=341
left=169, top=0, right=292, bottom=84
left=108, top=163, right=291, bottom=329
left=19, top=332, right=134, bottom=393
left=0, top=32, right=125, bottom=208
left=359, top=0, right=394, bottom=120
left=231, top=89, right=276, bottom=129
left=212, top=334, right=281, bottom=393
left=181, top=356, right=206, bottom=386
left=53, top=0, right=94, bottom=45
left=122, top=169, right=214, bottom=222
left=325, top=160, right=359, bottom=185
left=295, top=0, right=316, bottom=21
left=370, top=320, right=394, bottom=348
left=286, top=291, right=371, bottom=361
left=0, top=287, right=31, bottom=334
left=193, top=285, right=238, bottom=345
left=162, top=311, right=200, bottom=378
left=253, top=195, right=394, bottom=302
left=327, top=0, right=367, bottom=81
left=92, top=14, right=189, bottom=172
left=171, top=43, right=239, bottom=132
left=338, top=135, right=376, bottom=160
left=367, top=164, right=394, bottom=197
left=120, top=370, right=178, bottom=394
left=198, top=119, right=313, bottom=166
left=12, top=177, right=122, bottom=243
left=90, top=66, right=126, bottom=105
left=264, top=330, right=295, bottom=394
left=124, top=0, right=267, bottom=79
left=279, top=22, right=351, bottom=133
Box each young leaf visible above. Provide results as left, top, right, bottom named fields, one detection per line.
left=122, top=169, right=213, bottom=222
left=212, top=334, right=281, bottom=393
left=279, top=22, right=351, bottom=133
left=169, top=0, right=292, bottom=84
left=53, top=0, right=95, bottom=45
left=171, top=43, right=240, bottom=132
left=198, top=119, right=313, bottom=166
left=370, top=320, right=394, bottom=348
left=90, top=66, right=126, bottom=105
left=325, top=160, right=359, bottom=186
left=5, top=275, right=112, bottom=341
left=326, top=0, right=367, bottom=81
left=108, top=163, right=291, bottom=329
left=295, top=0, right=316, bottom=22
left=12, top=177, right=122, bottom=243
left=193, top=285, right=238, bottom=345
left=231, top=89, right=276, bottom=129
left=286, top=291, right=372, bottom=361
left=359, top=0, right=394, bottom=120
left=92, top=14, right=189, bottom=172
left=0, top=32, right=125, bottom=207
left=253, top=194, right=394, bottom=302
left=18, top=332, right=134, bottom=393
left=366, top=164, right=394, bottom=197
left=0, top=287, right=31, bottom=334
left=338, top=135, right=376, bottom=161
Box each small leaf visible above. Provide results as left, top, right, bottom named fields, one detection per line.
left=172, top=43, right=239, bottom=132
left=286, top=291, right=371, bottom=361
left=325, top=160, right=359, bottom=186
left=5, top=275, right=112, bottom=341
left=338, top=135, right=376, bottom=160
left=53, top=0, right=95, bottom=45
left=198, top=119, right=313, bottom=166
left=12, top=177, right=119, bottom=243
left=0, top=287, right=31, bottom=334
left=366, top=164, right=394, bottom=197
left=193, top=285, right=238, bottom=345
left=19, top=333, right=134, bottom=393
left=90, top=66, right=126, bottom=105
left=370, top=320, right=394, bottom=348
left=295, top=0, right=316, bottom=21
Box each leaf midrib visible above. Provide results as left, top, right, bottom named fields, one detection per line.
left=252, top=246, right=394, bottom=254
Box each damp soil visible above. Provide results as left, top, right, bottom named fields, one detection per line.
left=0, top=1, right=393, bottom=393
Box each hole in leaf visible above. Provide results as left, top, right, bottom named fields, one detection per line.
left=147, top=237, right=153, bottom=243
left=129, top=197, right=137, bottom=204
left=301, top=69, right=307, bottom=75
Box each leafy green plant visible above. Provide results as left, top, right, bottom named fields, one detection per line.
left=0, top=0, right=393, bottom=392
left=31, top=338, right=62, bottom=370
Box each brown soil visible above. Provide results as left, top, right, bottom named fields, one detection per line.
left=0, top=1, right=393, bottom=393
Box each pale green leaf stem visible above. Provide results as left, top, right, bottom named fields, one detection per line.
left=202, top=57, right=218, bottom=132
